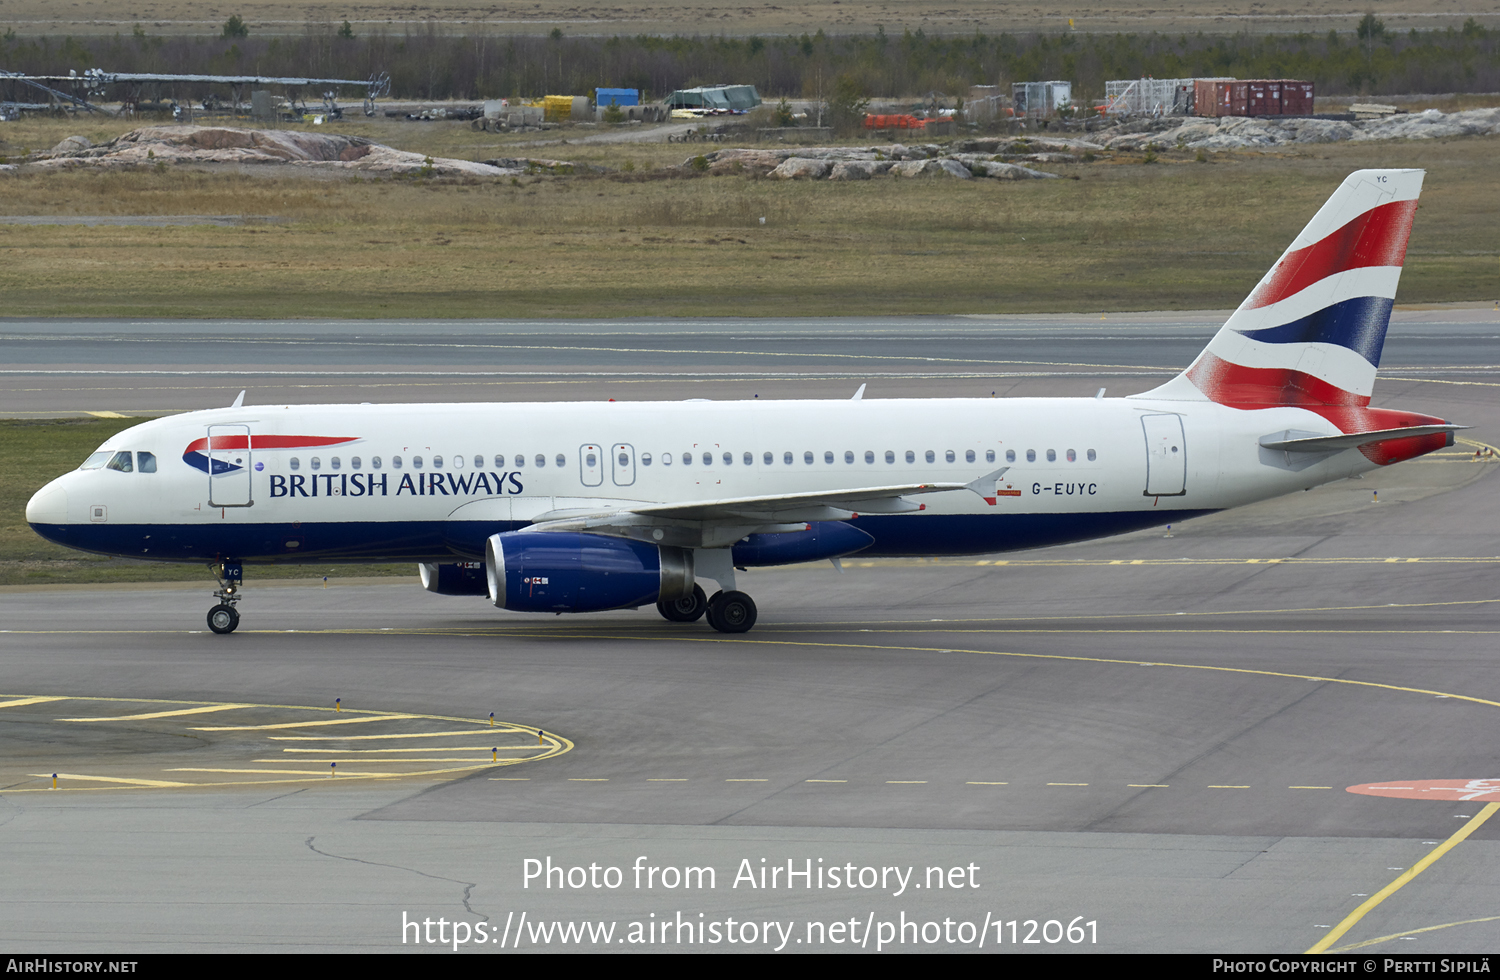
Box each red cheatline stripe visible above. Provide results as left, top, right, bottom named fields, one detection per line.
left=184, top=435, right=357, bottom=453
left=1245, top=199, right=1418, bottom=311
left=1185, top=352, right=1369, bottom=408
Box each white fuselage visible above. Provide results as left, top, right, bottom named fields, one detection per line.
left=26, top=395, right=1385, bottom=565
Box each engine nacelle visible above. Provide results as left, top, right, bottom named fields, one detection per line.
left=419, top=562, right=490, bottom=596
left=484, top=531, right=694, bottom=613
left=731, top=521, right=875, bottom=567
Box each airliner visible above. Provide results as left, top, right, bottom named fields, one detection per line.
left=26, top=169, right=1460, bottom=635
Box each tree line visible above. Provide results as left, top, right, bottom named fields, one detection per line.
left=2, top=19, right=1496, bottom=102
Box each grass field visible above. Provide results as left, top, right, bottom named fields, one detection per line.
left=5, top=0, right=1496, bottom=37
left=1, top=123, right=1496, bottom=320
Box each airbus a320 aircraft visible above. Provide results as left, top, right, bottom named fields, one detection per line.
left=27, top=169, right=1460, bottom=635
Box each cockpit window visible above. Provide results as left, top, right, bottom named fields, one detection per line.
left=79, top=451, right=112, bottom=470
left=106, top=451, right=134, bottom=473
left=137, top=452, right=157, bottom=473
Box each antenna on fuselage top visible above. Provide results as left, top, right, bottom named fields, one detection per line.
left=851, top=384, right=866, bottom=401
left=230, top=390, right=245, bottom=409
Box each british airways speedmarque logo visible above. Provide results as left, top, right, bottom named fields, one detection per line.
left=182, top=435, right=359, bottom=474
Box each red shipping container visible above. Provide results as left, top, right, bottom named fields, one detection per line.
left=1230, top=81, right=1250, bottom=116
left=1195, top=79, right=1231, bottom=117
left=1280, top=81, right=1315, bottom=115
left=1247, top=81, right=1282, bottom=116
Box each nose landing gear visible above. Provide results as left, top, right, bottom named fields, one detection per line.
left=207, top=560, right=243, bottom=634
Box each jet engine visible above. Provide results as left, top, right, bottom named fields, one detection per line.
left=484, top=531, right=694, bottom=613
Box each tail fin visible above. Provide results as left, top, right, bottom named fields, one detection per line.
left=1139, top=169, right=1424, bottom=408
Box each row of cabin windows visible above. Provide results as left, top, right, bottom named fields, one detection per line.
left=287, top=454, right=569, bottom=472
left=640, top=449, right=1003, bottom=467
left=273, top=448, right=1100, bottom=471
left=634, top=448, right=1097, bottom=466
left=80, top=451, right=157, bottom=473
left=81, top=447, right=1098, bottom=475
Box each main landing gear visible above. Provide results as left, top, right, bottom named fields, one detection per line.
left=207, top=560, right=243, bottom=634
left=656, top=584, right=757, bottom=634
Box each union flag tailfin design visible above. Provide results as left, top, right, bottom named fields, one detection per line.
left=1142, top=169, right=1424, bottom=408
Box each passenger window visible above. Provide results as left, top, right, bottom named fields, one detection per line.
left=137, top=452, right=157, bottom=473
left=393, top=456, right=403, bottom=469
left=783, top=452, right=793, bottom=465
left=1066, top=449, right=1076, bottom=462
left=865, top=451, right=875, bottom=464
left=474, top=455, right=483, bottom=468
left=290, top=457, right=301, bottom=471
left=662, top=452, right=673, bottom=466
left=1087, top=449, right=1097, bottom=461
left=986, top=450, right=996, bottom=463
left=433, top=456, right=444, bottom=469
left=372, top=457, right=382, bottom=469
left=452, top=455, right=463, bottom=469
left=965, top=450, right=975, bottom=463
left=1005, top=450, right=1015, bottom=463
left=945, top=450, right=955, bottom=463
left=904, top=450, right=915, bottom=463
left=703, top=452, right=713, bottom=466
left=743, top=452, right=752, bottom=466
left=803, top=451, right=814, bottom=465
left=763, top=452, right=773, bottom=465
left=925, top=450, right=935, bottom=463
left=79, top=451, right=112, bottom=470
left=722, top=452, right=732, bottom=465
left=884, top=450, right=895, bottom=464
left=515, top=455, right=525, bottom=467
left=555, top=454, right=566, bottom=468
left=351, top=457, right=362, bottom=470
left=641, top=453, right=652, bottom=466
left=107, top=451, right=134, bottom=472
left=536, top=455, right=546, bottom=468
left=824, top=451, right=834, bottom=464
left=1046, top=449, right=1056, bottom=462
left=1026, top=450, right=1036, bottom=462
left=412, top=456, right=423, bottom=469
left=331, top=457, right=341, bottom=470
left=311, top=457, right=321, bottom=471
left=844, top=451, right=854, bottom=464
left=683, top=452, right=692, bottom=465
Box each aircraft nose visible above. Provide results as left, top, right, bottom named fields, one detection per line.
left=26, top=481, right=69, bottom=525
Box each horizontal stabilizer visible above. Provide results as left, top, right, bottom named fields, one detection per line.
left=1259, top=424, right=1466, bottom=453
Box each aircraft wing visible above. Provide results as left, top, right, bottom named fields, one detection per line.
left=525, top=469, right=1010, bottom=548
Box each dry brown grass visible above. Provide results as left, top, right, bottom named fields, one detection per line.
left=6, top=0, right=1496, bottom=37
left=0, top=127, right=1495, bottom=320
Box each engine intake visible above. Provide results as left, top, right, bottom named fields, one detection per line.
left=484, top=531, right=693, bottom=613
